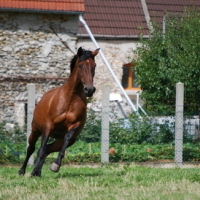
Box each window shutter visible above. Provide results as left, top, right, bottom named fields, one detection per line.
left=122, top=67, right=128, bottom=88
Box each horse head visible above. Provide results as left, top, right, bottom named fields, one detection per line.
left=76, top=47, right=100, bottom=97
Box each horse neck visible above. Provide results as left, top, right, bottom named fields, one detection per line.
left=62, top=66, right=84, bottom=98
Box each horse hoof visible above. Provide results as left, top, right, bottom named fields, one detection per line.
left=18, top=169, right=25, bottom=175
left=50, top=162, right=60, bottom=172
left=31, top=171, right=42, bottom=177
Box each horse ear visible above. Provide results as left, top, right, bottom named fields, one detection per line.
left=77, top=47, right=83, bottom=57
left=92, top=48, right=100, bottom=57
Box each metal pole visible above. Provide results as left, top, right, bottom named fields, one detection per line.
left=79, top=15, right=138, bottom=113
left=136, top=92, right=139, bottom=111
left=101, top=85, right=110, bottom=163
left=27, top=83, right=35, bottom=165
left=175, top=82, right=184, bottom=168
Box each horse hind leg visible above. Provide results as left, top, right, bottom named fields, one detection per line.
left=19, top=131, right=40, bottom=175
left=31, top=134, right=50, bottom=177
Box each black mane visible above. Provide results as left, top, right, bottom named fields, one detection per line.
left=70, top=48, right=94, bottom=73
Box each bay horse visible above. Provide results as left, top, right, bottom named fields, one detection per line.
left=19, top=47, right=100, bottom=177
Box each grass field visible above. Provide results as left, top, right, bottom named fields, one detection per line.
left=1, top=164, right=200, bottom=200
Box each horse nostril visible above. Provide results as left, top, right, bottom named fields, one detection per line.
left=84, top=87, right=88, bottom=94
left=84, top=87, right=95, bottom=97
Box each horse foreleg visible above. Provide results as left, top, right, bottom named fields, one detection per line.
left=19, top=132, right=40, bottom=175
left=31, top=134, right=50, bottom=177
left=34, top=140, right=65, bottom=175
left=50, top=128, right=77, bottom=172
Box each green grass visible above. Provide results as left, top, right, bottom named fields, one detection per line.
left=1, top=164, right=200, bottom=200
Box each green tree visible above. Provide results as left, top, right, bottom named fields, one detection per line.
left=134, top=8, right=200, bottom=110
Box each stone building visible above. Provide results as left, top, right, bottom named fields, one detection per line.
left=0, top=0, right=84, bottom=128
left=1, top=0, right=199, bottom=128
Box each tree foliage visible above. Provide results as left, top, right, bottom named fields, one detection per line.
left=134, top=8, right=200, bottom=109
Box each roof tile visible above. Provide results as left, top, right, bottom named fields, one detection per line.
left=3, top=0, right=199, bottom=38
left=0, top=0, right=84, bottom=12
left=146, top=0, right=200, bottom=27
left=78, top=0, right=149, bottom=37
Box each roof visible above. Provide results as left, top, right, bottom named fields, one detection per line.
left=78, top=0, right=149, bottom=38
left=78, top=0, right=200, bottom=38
left=146, top=0, right=200, bottom=27
left=1, top=0, right=200, bottom=38
left=0, top=0, right=84, bottom=13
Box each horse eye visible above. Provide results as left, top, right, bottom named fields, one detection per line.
left=78, top=64, right=82, bottom=69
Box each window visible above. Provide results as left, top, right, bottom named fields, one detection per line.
left=122, top=62, right=140, bottom=90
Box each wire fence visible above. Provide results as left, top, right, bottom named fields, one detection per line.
left=1, top=83, right=200, bottom=166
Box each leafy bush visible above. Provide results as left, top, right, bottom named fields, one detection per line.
left=77, top=110, right=196, bottom=145
left=0, top=113, right=199, bottom=164
left=78, top=110, right=101, bottom=143
left=63, top=143, right=200, bottom=163
left=0, top=122, right=26, bottom=144
left=1, top=142, right=200, bottom=164
left=0, top=122, right=26, bottom=159
left=110, top=113, right=175, bottom=144
left=0, top=154, right=21, bottom=164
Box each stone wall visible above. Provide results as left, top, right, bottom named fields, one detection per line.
left=0, top=11, right=141, bottom=128
left=0, top=12, right=78, bottom=127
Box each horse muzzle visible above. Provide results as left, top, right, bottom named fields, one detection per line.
left=84, top=87, right=96, bottom=97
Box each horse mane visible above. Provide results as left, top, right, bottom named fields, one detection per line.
left=70, top=48, right=95, bottom=73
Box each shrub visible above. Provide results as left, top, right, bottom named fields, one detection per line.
left=78, top=110, right=101, bottom=143
left=0, top=122, right=26, bottom=157
left=110, top=113, right=175, bottom=144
